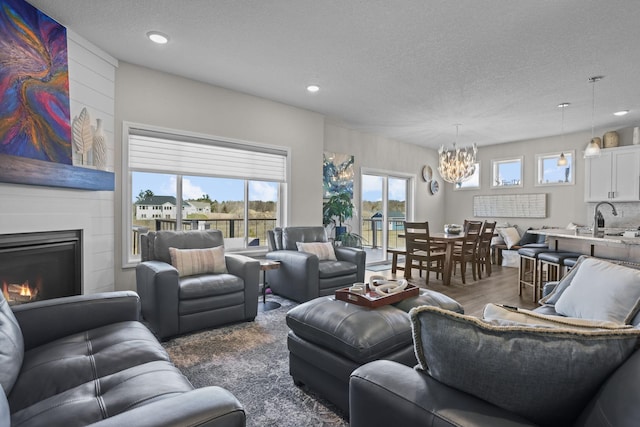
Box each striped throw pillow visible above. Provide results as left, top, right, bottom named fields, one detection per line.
left=169, top=246, right=227, bottom=277
left=296, top=241, right=337, bottom=261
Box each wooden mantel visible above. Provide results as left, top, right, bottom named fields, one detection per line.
left=0, top=153, right=115, bottom=191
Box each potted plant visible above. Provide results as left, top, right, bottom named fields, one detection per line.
left=322, top=193, right=366, bottom=248
left=322, top=193, right=354, bottom=238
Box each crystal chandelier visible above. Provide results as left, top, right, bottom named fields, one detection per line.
left=438, top=124, right=478, bottom=184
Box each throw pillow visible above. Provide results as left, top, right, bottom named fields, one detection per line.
left=410, top=305, right=640, bottom=426
left=296, top=241, right=337, bottom=261
left=169, top=246, right=227, bottom=277
left=0, top=295, right=24, bottom=395
left=498, top=226, right=520, bottom=249
left=554, top=257, right=640, bottom=324
left=483, top=303, right=633, bottom=330
left=518, top=228, right=538, bottom=245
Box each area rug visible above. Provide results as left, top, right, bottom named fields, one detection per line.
left=162, top=296, right=349, bottom=427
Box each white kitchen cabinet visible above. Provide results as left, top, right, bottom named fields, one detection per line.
left=585, top=145, right=640, bottom=202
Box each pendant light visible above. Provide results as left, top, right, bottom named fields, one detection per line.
left=437, top=124, right=477, bottom=184
left=557, top=103, right=569, bottom=166
left=584, top=76, right=604, bottom=157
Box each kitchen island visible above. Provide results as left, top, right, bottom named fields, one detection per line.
left=530, top=228, right=640, bottom=264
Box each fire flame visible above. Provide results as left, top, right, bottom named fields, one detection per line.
left=2, top=282, right=8, bottom=301
left=20, top=285, right=32, bottom=297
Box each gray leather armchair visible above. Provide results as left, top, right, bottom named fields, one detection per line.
left=136, top=230, right=260, bottom=340
left=265, top=226, right=366, bottom=302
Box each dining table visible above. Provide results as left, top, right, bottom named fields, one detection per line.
left=428, top=232, right=466, bottom=286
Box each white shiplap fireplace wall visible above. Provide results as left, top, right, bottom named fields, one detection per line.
left=0, top=31, right=117, bottom=295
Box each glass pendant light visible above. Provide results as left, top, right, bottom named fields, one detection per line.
left=584, top=76, right=604, bottom=158
left=557, top=103, right=569, bottom=166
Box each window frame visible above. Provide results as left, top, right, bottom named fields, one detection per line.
left=535, top=150, right=575, bottom=187
left=491, top=156, right=523, bottom=189
left=122, top=122, right=289, bottom=267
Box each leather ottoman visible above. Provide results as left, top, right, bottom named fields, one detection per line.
left=285, top=289, right=464, bottom=414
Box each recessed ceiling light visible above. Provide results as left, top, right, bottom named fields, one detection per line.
left=614, top=110, right=629, bottom=116
left=306, top=84, right=320, bottom=93
left=147, top=31, right=169, bottom=44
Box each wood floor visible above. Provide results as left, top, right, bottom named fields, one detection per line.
left=365, top=262, right=538, bottom=317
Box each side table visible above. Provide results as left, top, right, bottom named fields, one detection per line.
left=260, top=260, right=281, bottom=311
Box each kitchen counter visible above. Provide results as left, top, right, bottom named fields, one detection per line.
left=530, top=228, right=640, bottom=246
left=529, top=228, right=640, bottom=262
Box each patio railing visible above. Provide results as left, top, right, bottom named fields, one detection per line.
left=361, top=218, right=405, bottom=249
left=132, top=218, right=277, bottom=255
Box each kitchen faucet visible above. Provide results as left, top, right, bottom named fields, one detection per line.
left=593, top=202, right=618, bottom=237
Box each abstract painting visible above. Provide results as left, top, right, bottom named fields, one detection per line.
left=323, top=152, right=354, bottom=198
left=0, top=0, right=71, bottom=164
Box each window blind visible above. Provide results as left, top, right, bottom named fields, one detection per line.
left=128, top=129, right=287, bottom=182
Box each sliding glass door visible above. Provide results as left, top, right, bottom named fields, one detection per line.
left=361, top=172, right=409, bottom=264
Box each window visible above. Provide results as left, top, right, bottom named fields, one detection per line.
left=492, top=157, right=523, bottom=188
left=454, top=162, right=480, bottom=190
left=536, top=151, right=574, bottom=186
left=124, top=124, right=288, bottom=265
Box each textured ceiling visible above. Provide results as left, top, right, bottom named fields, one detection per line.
left=28, top=0, right=640, bottom=149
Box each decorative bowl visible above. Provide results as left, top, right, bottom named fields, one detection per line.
left=444, top=224, right=462, bottom=235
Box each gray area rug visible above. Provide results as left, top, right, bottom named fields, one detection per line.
left=162, top=296, right=349, bottom=427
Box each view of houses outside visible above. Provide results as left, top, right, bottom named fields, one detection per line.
left=131, top=172, right=278, bottom=253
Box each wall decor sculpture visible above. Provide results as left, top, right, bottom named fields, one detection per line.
left=0, top=0, right=71, bottom=164
left=323, top=152, right=354, bottom=198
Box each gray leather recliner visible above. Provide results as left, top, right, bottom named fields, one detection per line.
left=265, top=226, right=366, bottom=302
left=136, top=230, right=260, bottom=340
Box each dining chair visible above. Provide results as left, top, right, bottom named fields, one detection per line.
left=451, top=220, right=483, bottom=284
left=403, top=221, right=446, bottom=283
left=475, top=220, right=497, bottom=279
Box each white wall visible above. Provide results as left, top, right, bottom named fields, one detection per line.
left=0, top=31, right=117, bottom=294
left=324, top=122, right=445, bottom=230
left=114, top=62, right=325, bottom=290
left=444, top=128, right=640, bottom=229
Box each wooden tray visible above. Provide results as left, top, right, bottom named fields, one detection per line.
left=335, top=283, right=419, bottom=308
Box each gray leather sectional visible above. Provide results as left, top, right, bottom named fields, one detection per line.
left=1, top=291, right=245, bottom=427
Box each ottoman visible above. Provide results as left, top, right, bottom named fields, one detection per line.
left=285, top=288, right=464, bottom=413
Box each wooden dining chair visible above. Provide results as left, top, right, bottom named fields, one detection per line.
left=452, top=220, right=483, bottom=284
left=403, top=221, right=446, bottom=283
left=475, top=220, right=497, bottom=279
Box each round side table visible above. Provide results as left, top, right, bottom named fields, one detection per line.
left=260, top=260, right=281, bottom=311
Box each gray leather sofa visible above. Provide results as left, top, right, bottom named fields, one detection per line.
left=350, top=352, right=640, bottom=427
left=136, top=230, right=260, bottom=340
left=1, top=291, right=245, bottom=427
left=349, top=256, right=640, bottom=427
left=266, top=226, right=366, bottom=302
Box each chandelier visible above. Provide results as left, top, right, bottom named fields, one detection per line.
left=438, top=125, right=478, bottom=184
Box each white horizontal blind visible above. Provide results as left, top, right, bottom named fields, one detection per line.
left=129, top=130, right=287, bottom=182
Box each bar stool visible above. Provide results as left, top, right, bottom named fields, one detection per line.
left=563, top=256, right=579, bottom=271
left=537, top=251, right=582, bottom=299
left=517, top=244, right=551, bottom=302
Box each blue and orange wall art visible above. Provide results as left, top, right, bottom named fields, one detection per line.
left=0, top=0, right=71, bottom=164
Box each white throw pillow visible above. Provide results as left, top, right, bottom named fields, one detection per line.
left=296, top=241, right=337, bottom=261
left=498, top=227, right=521, bottom=249
left=554, top=257, right=640, bottom=324
left=169, top=246, right=227, bottom=277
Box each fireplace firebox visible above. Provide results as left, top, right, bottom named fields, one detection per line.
left=0, top=230, right=81, bottom=306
